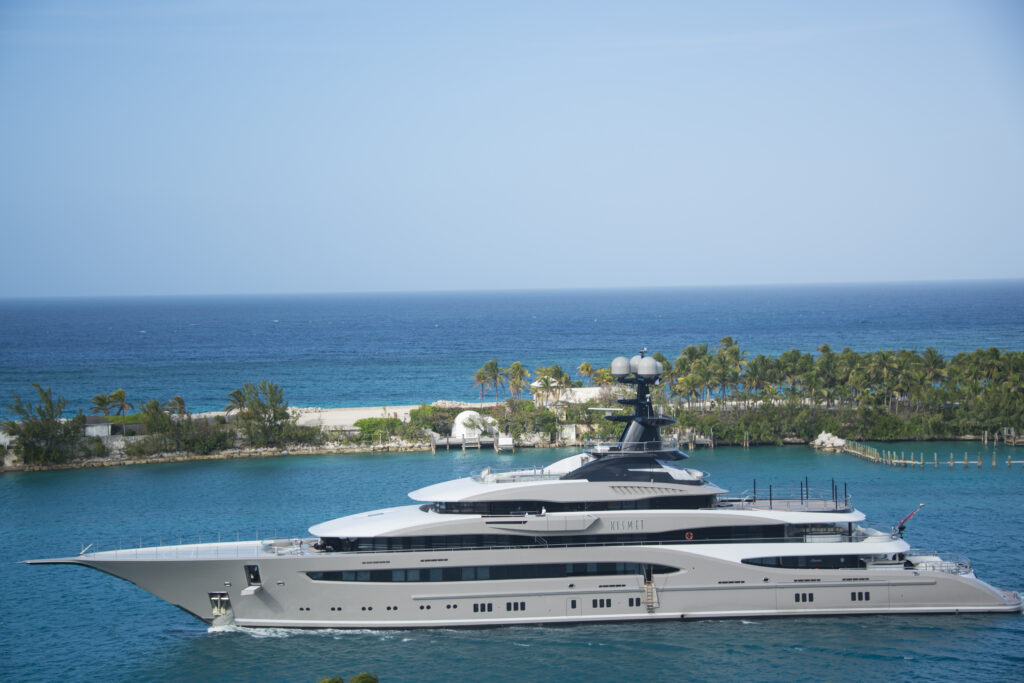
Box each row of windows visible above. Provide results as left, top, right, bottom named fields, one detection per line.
left=472, top=603, right=493, bottom=612
left=743, top=555, right=864, bottom=569
left=796, top=592, right=814, bottom=603
left=306, top=562, right=676, bottom=583
left=852, top=591, right=871, bottom=601
left=431, top=495, right=717, bottom=515
left=507, top=601, right=526, bottom=612
left=319, top=525, right=789, bottom=553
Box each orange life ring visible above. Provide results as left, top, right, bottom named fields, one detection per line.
left=684, top=532, right=694, bottom=541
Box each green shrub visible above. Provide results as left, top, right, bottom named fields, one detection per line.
left=348, top=674, right=379, bottom=683
left=353, top=417, right=402, bottom=443
left=3, top=384, right=86, bottom=464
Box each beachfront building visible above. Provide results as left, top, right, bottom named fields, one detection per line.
left=530, top=381, right=603, bottom=408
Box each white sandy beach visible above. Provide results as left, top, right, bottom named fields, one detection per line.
left=195, top=402, right=502, bottom=430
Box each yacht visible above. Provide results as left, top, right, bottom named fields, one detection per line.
left=29, top=352, right=1022, bottom=627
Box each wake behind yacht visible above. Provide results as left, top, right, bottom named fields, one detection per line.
left=29, top=352, right=1022, bottom=627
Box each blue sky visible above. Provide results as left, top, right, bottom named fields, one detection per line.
left=1, top=1, right=1022, bottom=297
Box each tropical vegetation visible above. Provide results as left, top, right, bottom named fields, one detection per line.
left=656, top=340, right=1024, bottom=443
left=3, top=343, right=1020, bottom=466
left=4, top=384, right=105, bottom=464
left=473, top=344, right=1024, bottom=445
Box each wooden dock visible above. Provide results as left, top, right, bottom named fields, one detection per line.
left=878, top=449, right=1024, bottom=468
left=429, top=434, right=500, bottom=454
left=842, top=440, right=881, bottom=462
left=840, top=440, right=1024, bottom=468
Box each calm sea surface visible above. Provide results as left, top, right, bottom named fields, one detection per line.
left=3, top=444, right=1023, bottom=682
left=2, top=282, right=1024, bottom=681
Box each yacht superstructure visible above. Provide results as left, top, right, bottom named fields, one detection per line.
left=29, top=352, right=1022, bottom=627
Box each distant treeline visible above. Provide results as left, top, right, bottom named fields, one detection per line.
left=475, top=341, right=1024, bottom=444
left=3, top=342, right=1021, bottom=464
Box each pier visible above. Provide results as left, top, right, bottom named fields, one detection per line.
left=841, top=440, right=1024, bottom=468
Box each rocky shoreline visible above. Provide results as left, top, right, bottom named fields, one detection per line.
left=4, top=433, right=995, bottom=474
left=4, top=443, right=436, bottom=473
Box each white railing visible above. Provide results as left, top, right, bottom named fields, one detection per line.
left=76, top=533, right=313, bottom=561
left=907, top=550, right=972, bottom=575
left=474, top=466, right=562, bottom=483
left=585, top=437, right=679, bottom=454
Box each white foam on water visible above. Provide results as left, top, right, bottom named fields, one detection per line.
left=207, top=625, right=296, bottom=639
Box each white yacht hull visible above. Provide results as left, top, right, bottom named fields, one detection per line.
left=33, top=541, right=1021, bottom=628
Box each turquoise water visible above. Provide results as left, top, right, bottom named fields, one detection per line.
left=4, top=443, right=1023, bottom=682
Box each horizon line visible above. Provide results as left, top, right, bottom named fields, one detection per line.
left=2, top=276, right=1022, bottom=303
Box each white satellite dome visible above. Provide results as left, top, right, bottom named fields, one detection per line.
left=451, top=410, right=497, bottom=438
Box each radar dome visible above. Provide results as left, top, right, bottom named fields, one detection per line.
left=610, top=356, right=631, bottom=377
left=637, top=357, right=662, bottom=377
left=629, top=355, right=642, bottom=373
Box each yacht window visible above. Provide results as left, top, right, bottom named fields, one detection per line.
left=244, top=565, right=262, bottom=586
left=305, top=562, right=677, bottom=583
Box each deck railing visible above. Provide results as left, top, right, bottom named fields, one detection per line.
left=907, top=550, right=972, bottom=575
left=723, top=487, right=853, bottom=512
left=585, top=438, right=680, bottom=454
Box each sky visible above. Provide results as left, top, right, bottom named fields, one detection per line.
left=1, top=1, right=1022, bottom=298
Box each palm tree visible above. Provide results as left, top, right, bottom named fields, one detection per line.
left=777, top=349, right=804, bottom=397
left=90, top=392, right=113, bottom=416
left=503, top=362, right=530, bottom=401
left=225, top=389, right=247, bottom=418
left=815, top=345, right=838, bottom=406
left=920, top=347, right=946, bottom=386
left=676, top=373, right=701, bottom=409
left=108, top=388, right=134, bottom=434
left=480, top=359, right=505, bottom=403
left=744, top=354, right=773, bottom=405
left=576, top=362, right=594, bottom=386
left=868, top=350, right=899, bottom=409
left=533, top=374, right=557, bottom=407
left=164, top=395, right=186, bottom=418
left=472, top=368, right=488, bottom=400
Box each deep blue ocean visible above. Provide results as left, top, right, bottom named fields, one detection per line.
left=2, top=282, right=1024, bottom=682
